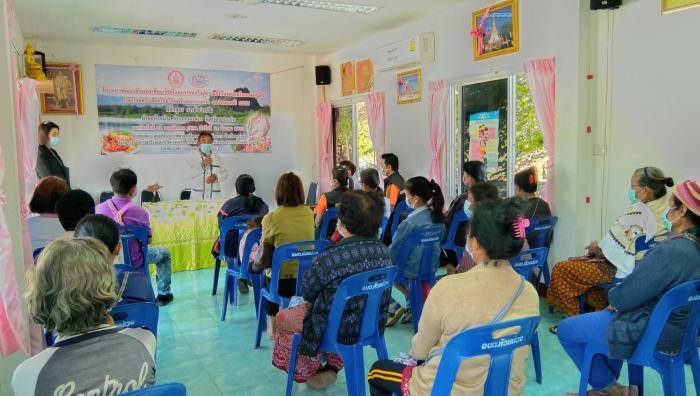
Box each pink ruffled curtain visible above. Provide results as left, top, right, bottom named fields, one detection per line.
left=524, top=58, right=556, bottom=211
left=365, top=92, right=386, bottom=170
left=17, top=78, right=39, bottom=216
left=316, top=102, right=333, bottom=194
left=428, top=80, right=448, bottom=187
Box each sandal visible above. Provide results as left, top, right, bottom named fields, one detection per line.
left=549, top=325, right=558, bottom=334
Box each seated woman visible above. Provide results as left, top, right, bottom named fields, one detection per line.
left=387, top=177, right=446, bottom=326
left=557, top=179, right=700, bottom=396
left=75, top=214, right=155, bottom=304
left=251, top=172, right=314, bottom=339
left=339, top=159, right=357, bottom=190
left=12, top=238, right=156, bottom=396
left=27, top=176, right=69, bottom=251
left=455, top=182, right=501, bottom=273
left=314, top=165, right=350, bottom=235
left=547, top=167, right=673, bottom=326
left=440, top=161, right=487, bottom=273
left=368, top=199, right=540, bottom=396
left=272, top=191, right=392, bottom=390
left=513, top=166, right=551, bottom=219
left=359, top=168, right=391, bottom=220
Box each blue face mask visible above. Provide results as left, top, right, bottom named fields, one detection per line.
left=463, top=202, right=473, bottom=218
left=405, top=196, right=414, bottom=209
left=200, top=143, right=212, bottom=154
left=49, top=136, right=60, bottom=147
left=628, top=188, right=640, bottom=205
left=661, top=207, right=678, bottom=230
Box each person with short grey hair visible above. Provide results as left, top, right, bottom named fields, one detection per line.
left=12, top=238, right=157, bottom=396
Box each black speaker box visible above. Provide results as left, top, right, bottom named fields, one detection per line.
left=591, top=0, right=621, bottom=9
left=315, top=65, right=331, bottom=85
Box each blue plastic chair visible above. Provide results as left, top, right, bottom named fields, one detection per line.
left=315, top=207, right=339, bottom=240
left=510, top=247, right=550, bottom=384
left=221, top=228, right=264, bottom=320
left=32, top=247, right=44, bottom=262
left=388, top=200, right=414, bottom=240
left=431, top=316, right=541, bottom=396
left=119, top=225, right=151, bottom=279
left=255, top=240, right=331, bottom=348
left=577, top=278, right=700, bottom=396
left=393, top=225, right=445, bottom=333
left=440, top=209, right=470, bottom=263
left=110, top=302, right=159, bottom=336
left=378, top=216, right=389, bottom=239
left=285, top=266, right=398, bottom=396
left=524, top=216, right=558, bottom=289
left=121, top=383, right=187, bottom=395
left=212, top=215, right=257, bottom=295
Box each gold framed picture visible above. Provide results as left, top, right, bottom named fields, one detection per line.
left=340, top=61, right=355, bottom=97
left=356, top=59, right=374, bottom=94
left=41, top=63, right=84, bottom=114
left=471, top=0, right=519, bottom=61
left=662, top=0, right=700, bottom=13
left=397, top=68, right=421, bottom=105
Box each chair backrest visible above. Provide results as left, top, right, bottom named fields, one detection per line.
left=320, top=267, right=398, bottom=350
left=316, top=207, right=339, bottom=240
left=140, top=190, right=157, bottom=204
left=509, top=247, right=550, bottom=280
left=32, top=247, right=44, bottom=262
left=389, top=200, right=415, bottom=238
left=180, top=189, right=191, bottom=200
left=378, top=217, right=389, bottom=239
left=395, top=226, right=446, bottom=280
left=121, top=383, right=187, bottom=396
left=443, top=209, right=470, bottom=249
left=239, top=228, right=262, bottom=278
left=525, top=216, right=558, bottom=248
left=633, top=233, right=668, bottom=262
left=219, top=215, right=258, bottom=262
left=431, top=316, right=541, bottom=396
left=306, top=182, right=318, bottom=205
left=119, top=225, right=149, bottom=269
left=99, top=191, right=114, bottom=203
left=269, top=240, right=331, bottom=298
left=110, top=302, right=159, bottom=336
left=630, top=278, right=700, bottom=366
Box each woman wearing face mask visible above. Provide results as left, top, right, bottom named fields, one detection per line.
left=36, top=121, right=70, bottom=186
left=314, top=165, right=350, bottom=233
left=184, top=131, right=229, bottom=200
left=455, top=182, right=501, bottom=274
left=547, top=167, right=673, bottom=331
left=386, top=176, right=446, bottom=326
left=557, top=180, right=700, bottom=396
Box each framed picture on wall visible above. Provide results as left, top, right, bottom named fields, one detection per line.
left=356, top=59, right=374, bottom=94
left=662, top=0, right=700, bottom=13
left=340, top=61, right=355, bottom=96
left=471, top=0, right=519, bottom=61
left=397, top=68, right=421, bottom=104
left=41, top=63, right=84, bottom=114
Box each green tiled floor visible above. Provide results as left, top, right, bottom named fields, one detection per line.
left=155, top=269, right=698, bottom=395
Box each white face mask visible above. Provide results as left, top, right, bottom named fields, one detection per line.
left=465, top=237, right=475, bottom=261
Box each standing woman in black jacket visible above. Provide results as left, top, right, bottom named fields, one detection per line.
left=36, top=121, right=70, bottom=187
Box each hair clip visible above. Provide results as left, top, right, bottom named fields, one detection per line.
left=513, top=217, right=530, bottom=239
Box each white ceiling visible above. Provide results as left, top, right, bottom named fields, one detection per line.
left=14, top=0, right=464, bottom=55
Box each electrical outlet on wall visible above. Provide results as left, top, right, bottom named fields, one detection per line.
left=593, top=144, right=607, bottom=156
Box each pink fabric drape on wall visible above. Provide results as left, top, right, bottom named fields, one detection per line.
left=365, top=92, right=386, bottom=171
left=427, top=80, right=448, bottom=187
left=524, top=57, right=556, bottom=210
left=316, top=102, right=333, bottom=194
left=17, top=78, right=39, bottom=217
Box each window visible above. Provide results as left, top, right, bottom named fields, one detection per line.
left=448, top=73, right=548, bottom=198
left=332, top=100, right=376, bottom=172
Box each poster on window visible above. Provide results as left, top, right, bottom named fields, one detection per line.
left=468, top=111, right=500, bottom=172
left=95, top=64, right=271, bottom=155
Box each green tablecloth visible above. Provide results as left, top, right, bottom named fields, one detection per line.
left=144, top=200, right=225, bottom=272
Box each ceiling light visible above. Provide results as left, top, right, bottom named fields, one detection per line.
left=208, top=34, right=304, bottom=46
left=259, top=0, right=380, bottom=14
left=92, top=26, right=198, bottom=38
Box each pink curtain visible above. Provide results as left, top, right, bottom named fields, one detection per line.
left=365, top=92, right=386, bottom=170
left=524, top=57, right=556, bottom=210
left=427, top=81, right=448, bottom=187
left=17, top=78, right=39, bottom=217
left=316, top=102, right=333, bottom=194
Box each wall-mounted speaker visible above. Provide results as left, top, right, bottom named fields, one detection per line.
left=315, top=65, right=331, bottom=85
left=590, top=0, right=621, bottom=9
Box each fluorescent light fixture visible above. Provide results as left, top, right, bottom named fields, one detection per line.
left=260, top=0, right=380, bottom=14
left=91, top=26, right=198, bottom=38
left=208, top=34, right=304, bottom=46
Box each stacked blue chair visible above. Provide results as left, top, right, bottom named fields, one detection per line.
left=393, top=226, right=445, bottom=332
left=212, top=214, right=257, bottom=295
left=315, top=207, right=339, bottom=240
left=110, top=302, right=160, bottom=336
left=121, top=383, right=186, bottom=395
left=388, top=200, right=414, bottom=240
left=119, top=225, right=151, bottom=280
left=440, top=210, right=470, bottom=263
left=431, top=316, right=541, bottom=396
left=524, top=216, right=558, bottom=288
left=221, top=228, right=263, bottom=320
left=255, top=240, right=331, bottom=348
left=285, top=266, right=398, bottom=396
left=510, top=248, right=550, bottom=384
left=576, top=278, right=700, bottom=396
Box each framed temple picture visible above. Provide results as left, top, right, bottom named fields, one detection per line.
left=340, top=61, right=355, bottom=96
left=397, top=68, right=421, bottom=105
left=662, top=0, right=700, bottom=13
left=356, top=59, right=374, bottom=94
left=471, top=0, right=519, bottom=61
left=41, top=63, right=84, bottom=114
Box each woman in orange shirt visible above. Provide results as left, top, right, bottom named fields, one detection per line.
left=314, top=166, right=350, bottom=237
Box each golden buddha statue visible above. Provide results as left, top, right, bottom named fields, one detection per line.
left=25, top=43, right=47, bottom=80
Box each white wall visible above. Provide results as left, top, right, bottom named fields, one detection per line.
left=321, top=0, right=588, bottom=262
left=31, top=40, right=319, bottom=206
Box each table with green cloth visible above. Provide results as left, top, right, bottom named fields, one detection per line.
left=144, top=199, right=225, bottom=272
